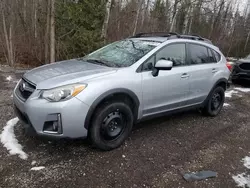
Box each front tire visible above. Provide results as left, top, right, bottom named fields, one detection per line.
left=202, top=86, right=225, bottom=117
left=90, top=101, right=134, bottom=151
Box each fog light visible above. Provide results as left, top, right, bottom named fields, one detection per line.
left=52, top=121, right=58, bottom=131
left=43, top=114, right=62, bottom=134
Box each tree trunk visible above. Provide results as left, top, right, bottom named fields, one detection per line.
left=170, top=13, right=177, bottom=32
left=50, top=0, right=55, bottom=63
left=244, top=30, right=250, bottom=52
left=9, top=23, right=14, bottom=66
left=141, top=0, right=150, bottom=30
left=187, top=13, right=193, bottom=34
left=133, top=0, right=143, bottom=35
left=44, top=0, right=50, bottom=64
left=183, top=3, right=191, bottom=34
left=23, top=0, right=26, bottom=21
left=101, top=0, right=112, bottom=42
left=170, top=0, right=179, bottom=32
left=33, top=0, right=38, bottom=38
left=2, top=9, right=10, bottom=65
left=210, top=0, right=225, bottom=38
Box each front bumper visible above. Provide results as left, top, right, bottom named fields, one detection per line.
left=232, top=72, right=250, bottom=81
left=231, top=64, right=250, bottom=81
left=13, top=88, right=90, bottom=139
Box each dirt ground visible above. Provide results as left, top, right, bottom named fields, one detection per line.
left=0, top=66, right=250, bottom=188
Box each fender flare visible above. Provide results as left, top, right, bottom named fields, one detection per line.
left=84, top=88, right=140, bottom=129
left=202, top=78, right=228, bottom=107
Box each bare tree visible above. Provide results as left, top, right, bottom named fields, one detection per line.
left=50, top=0, right=55, bottom=63
left=170, top=0, right=180, bottom=32
left=141, top=0, right=150, bottom=29
left=245, top=30, right=250, bottom=52
left=1, top=1, right=15, bottom=66
left=133, top=0, right=143, bottom=35
left=101, top=0, right=112, bottom=42
left=44, top=0, right=50, bottom=64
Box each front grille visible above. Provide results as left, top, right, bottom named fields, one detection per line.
left=239, top=63, right=250, bottom=70
left=15, top=79, right=36, bottom=101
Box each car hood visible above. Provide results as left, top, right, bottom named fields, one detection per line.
left=23, top=59, right=117, bottom=89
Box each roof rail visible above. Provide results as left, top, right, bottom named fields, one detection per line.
left=131, top=32, right=180, bottom=38
left=180, top=35, right=212, bottom=44
left=131, top=32, right=212, bottom=44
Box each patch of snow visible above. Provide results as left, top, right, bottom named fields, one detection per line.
left=6, top=76, right=12, bottom=81
left=223, top=103, right=231, bottom=107
left=0, top=117, right=28, bottom=160
left=232, top=173, right=250, bottom=187
left=225, top=90, right=239, bottom=98
left=243, top=156, right=250, bottom=169
left=30, top=166, right=45, bottom=171
left=233, top=156, right=250, bottom=187
left=31, top=161, right=37, bottom=166
left=235, top=87, right=250, bottom=93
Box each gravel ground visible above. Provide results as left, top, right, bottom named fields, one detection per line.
left=1, top=67, right=250, bottom=188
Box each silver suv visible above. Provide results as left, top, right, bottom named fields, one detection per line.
left=13, top=33, right=231, bottom=150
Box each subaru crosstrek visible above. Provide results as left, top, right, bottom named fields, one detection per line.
left=13, top=33, right=231, bottom=150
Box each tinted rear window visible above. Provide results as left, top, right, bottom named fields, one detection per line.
left=213, top=50, right=221, bottom=62
left=208, top=48, right=216, bottom=62
left=189, top=44, right=210, bottom=64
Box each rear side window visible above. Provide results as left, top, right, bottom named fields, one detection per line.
left=189, top=44, right=210, bottom=64
left=208, top=49, right=216, bottom=62
left=213, top=50, right=221, bottom=62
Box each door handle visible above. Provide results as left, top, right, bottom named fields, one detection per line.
left=212, top=68, right=218, bottom=73
left=181, top=73, right=190, bottom=78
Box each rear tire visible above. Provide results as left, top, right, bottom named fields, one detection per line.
left=202, top=86, right=225, bottom=117
left=90, top=101, right=133, bottom=151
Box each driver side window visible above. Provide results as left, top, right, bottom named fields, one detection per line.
left=141, top=43, right=187, bottom=72
left=156, top=43, right=186, bottom=67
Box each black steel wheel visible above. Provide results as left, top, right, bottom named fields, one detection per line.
left=90, top=101, right=133, bottom=151
left=202, top=86, right=225, bottom=117
left=101, top=111, right=126, bottom=141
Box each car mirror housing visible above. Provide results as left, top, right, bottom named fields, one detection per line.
left=152, top=59, right=173, bottom=77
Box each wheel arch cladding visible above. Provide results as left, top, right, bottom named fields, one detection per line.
left=84, top=88, right=140, bottom=130
left=202, top=78, right=228, bottom=107
left=214, top=78, right=227, bottom=91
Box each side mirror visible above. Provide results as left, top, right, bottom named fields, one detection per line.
left=152, top=59, right=173, bottom=77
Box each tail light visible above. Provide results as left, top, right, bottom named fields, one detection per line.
left=226, top=62, right=233, bottom=71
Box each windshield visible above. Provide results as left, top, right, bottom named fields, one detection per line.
left=83, top=40, right=160, bottom=67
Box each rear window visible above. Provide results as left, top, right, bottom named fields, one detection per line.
left=208, top=48, right=216, bottom=62
left=213, top=50, right=221, bottom=62
left=189, top=44, right=211, bottom=64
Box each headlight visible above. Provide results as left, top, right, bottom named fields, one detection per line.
left=41, top=84, right=87, bottom=102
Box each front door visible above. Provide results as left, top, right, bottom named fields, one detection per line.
left=141, top=43, right=190, bottom=117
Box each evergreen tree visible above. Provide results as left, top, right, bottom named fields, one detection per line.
left=56, top=0, right=106, bottom=60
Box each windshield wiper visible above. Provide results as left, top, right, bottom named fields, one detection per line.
left=85, top=59, right=111, bottom=67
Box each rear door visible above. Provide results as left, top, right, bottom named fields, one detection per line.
left=185, top=43, right=218, bottom=105
left=141, top=43, right=190, bottom=117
